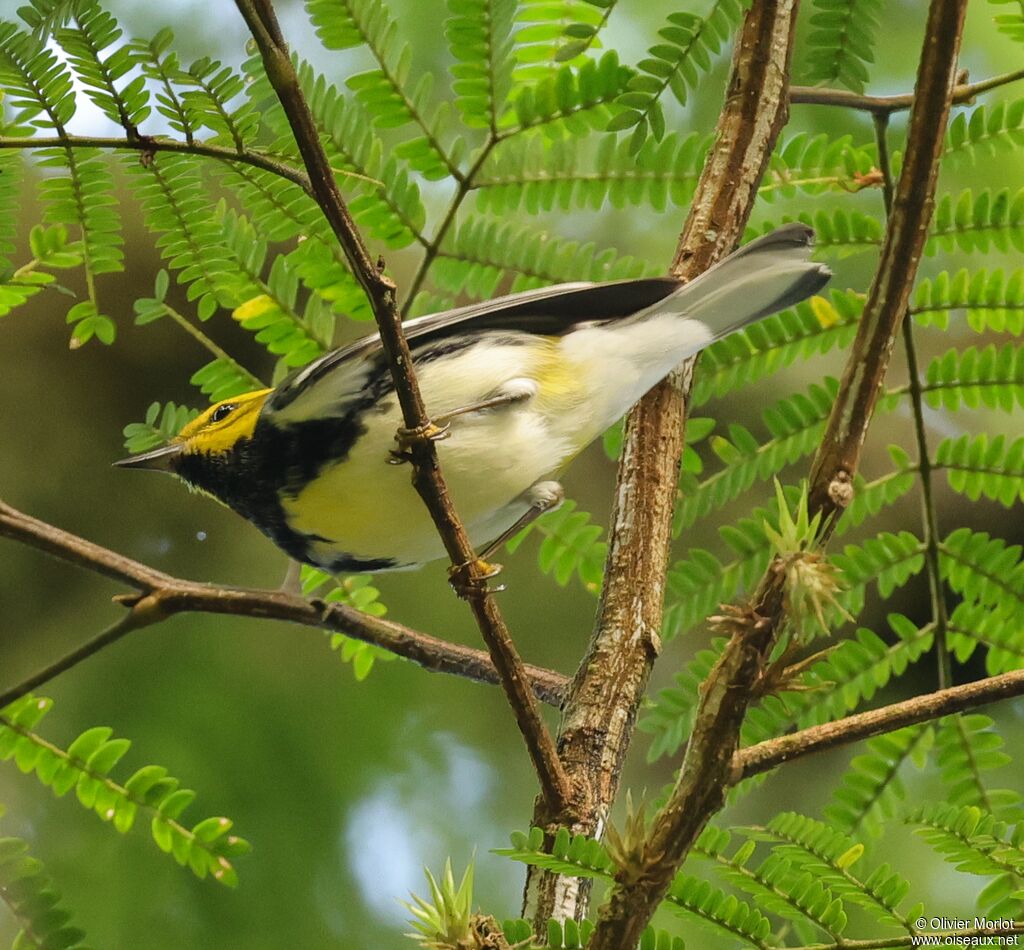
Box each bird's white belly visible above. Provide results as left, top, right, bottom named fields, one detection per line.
left=281, top=339, right=580, bottom=568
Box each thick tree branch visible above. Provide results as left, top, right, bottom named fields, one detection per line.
left=233, top=0, right=571, bottom=812
left=0, top=500, right=568, bottom=709
left=522, top=0, right=802, bottom=931
left=587, top=1, right=968, bottom=946
left=734, top=667, right=1024, bottom=781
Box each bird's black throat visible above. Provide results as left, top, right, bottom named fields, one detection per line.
left=173, top=415, right=397, bottom=572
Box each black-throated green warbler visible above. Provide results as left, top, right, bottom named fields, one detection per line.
left=116, top=224, right=830, bottom=573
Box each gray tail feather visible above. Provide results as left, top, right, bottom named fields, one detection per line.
left=648, top=223, right=832, bottom=338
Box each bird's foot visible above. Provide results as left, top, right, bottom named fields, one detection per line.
left=448, top=558, right=506, bottom=598
left=388, top=420, right=451, bottom=464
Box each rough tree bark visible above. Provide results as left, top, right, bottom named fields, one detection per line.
left=587, top=0, right=968, bottom=944
left=523, top=0, right=801, bottom=928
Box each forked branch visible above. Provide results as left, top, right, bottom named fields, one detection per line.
left=735, top=667, right=1024, bottom=780
left=587, top=0, right=968, bottom=944
left=523, top=0, right=803, bottom=932
left=0, top=499, right=568, bottom=710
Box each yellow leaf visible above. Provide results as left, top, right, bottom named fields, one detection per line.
left=810, top=295, right=840, bottom=328
left=836, top=843, right=864, bottom=869
left=232, top=294, right=275, bottom=322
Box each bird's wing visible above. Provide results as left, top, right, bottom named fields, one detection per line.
left=266, top=276, right=681, bottom=416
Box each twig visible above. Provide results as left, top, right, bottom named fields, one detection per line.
left=586, top=0, right=968, bottom=946
left=519, top=0, right=803, bottom=933
left=0, top=611, right=154, bottom=709
left=0, top=133, right=315, bottom=192
left=403, top=140, right=498, bottom=309
left=233, top=0, right=572, bottom=815
left=0, top=500, right=568, bottom=708
left=735, top=668, right=1024, bottom=780
left=872, top=114, right=952, bottom=690
left=790, top=66, right=1024, bottom=114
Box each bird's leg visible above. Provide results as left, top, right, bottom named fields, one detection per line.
left=448, top=481, right=565, bottom=597
left=279, top=558, right=304, bottom=595
left=389, top=380, right=536, bottom=463
left=432, top=384, right=535, bottom=427
left=478, top=480, right=565, bottom=561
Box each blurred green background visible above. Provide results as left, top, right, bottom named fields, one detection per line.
left=2, top=1, right=1023, bottom=947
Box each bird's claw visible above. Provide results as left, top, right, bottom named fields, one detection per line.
left=388, top=420, right=451, bottom=464
left=448, top=558, right=506, bottom=598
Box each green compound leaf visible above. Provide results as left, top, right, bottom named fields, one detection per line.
left=944, top=99, right=1024, bottom=168
left=475, top=128, right=711, bottom=214
left=922, top=343, right=1024, bottom=413
left=496, top=828, right=774, bottom=947
left=0, top=696, right=249, bottom=887
left=610, top=0, right=748, bottom=153
left=988, top=0, right=1024, bottom=45
left=445, top=0, right=516, bottom=130
left=927, top=188, right=1024, bottom=255
left=0, top=824, right=90, bottom=949
left=122, top=400, right=198, bottom=452
left=799, top=0, right=883, bottom=94
left=754, top=812, right=915, bottom=930
left=299, top=567, right=394, bottom=681
left=934, top=433, right=1024, bottom=507
left=512, top=50, right=631, bottom=136
left=825, top=722, right=934, bottom=838
left=913, top=268, right=1024, bottom=333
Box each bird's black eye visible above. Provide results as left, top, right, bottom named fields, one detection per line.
left=211, top=403, right=236, bottom=423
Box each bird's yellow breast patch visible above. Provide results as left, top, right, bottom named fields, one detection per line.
left=178, top=389, right=273, bottom=455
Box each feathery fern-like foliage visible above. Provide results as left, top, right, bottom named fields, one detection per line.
left=497, top=827, right=775, bottom=947
left=799, top=0, right=883, bottom=94
left=913, top=268, right=1024, bottom=333
left=446, top=0, right=516, bottom=131
left=511, top=50, right=631, bottom=135
left=607, top=0, right=747, bottom=152
left=299, top=567, right=395, bottom=680
left=3, top=2, right=1024, bottom=944
left=824, top=724, right=932, bottom=837
left=0, top=696, right=249, bottom=886
left=928, top=188, right=1024, bottom=255
left=989, top=0, right=1024, bottom=45
left=0, top=806, right=89, bottom=950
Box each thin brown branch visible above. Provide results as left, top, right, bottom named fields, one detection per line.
left=0, top=500, right=568, bottom=708
left=0, top=133, right=315, bottom=192
left=518, top=0, right=802, bottom=934
left=233, top=0, right=571, bottom=812
left=790, top=65, right=1024, bottom=114
left=586, top=1, right=968, bottom=946
left=806, top=0, right=966, bottom=522
left=735, top=668, right=1024, bottom=780
left=0, top=611, right=154, bottom=709
left=874, top=113, right=952, bottom=689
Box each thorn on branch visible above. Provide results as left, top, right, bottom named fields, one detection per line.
left=708, top=602, right=769, bottom=641
left=604, top=792, right=650, bottom=885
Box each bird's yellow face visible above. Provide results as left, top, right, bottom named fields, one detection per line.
left=175, top=389, right=274, bottom=456
left=114, top=388, right=274, bottom=480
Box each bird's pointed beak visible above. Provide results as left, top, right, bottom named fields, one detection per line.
left=113, top=442, right=183, bottom=473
